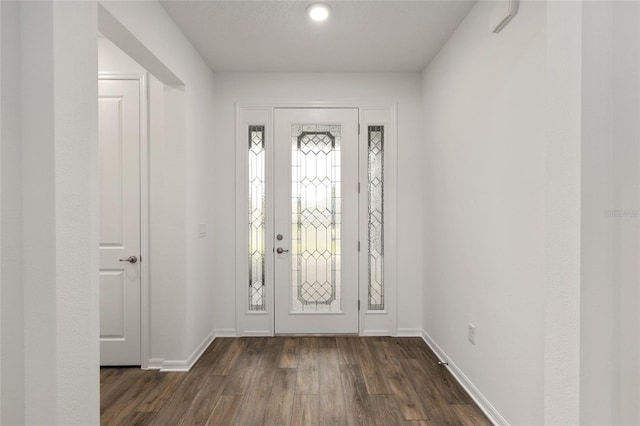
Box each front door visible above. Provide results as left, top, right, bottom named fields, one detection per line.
left=274, top=108, right=359, bottom=334
left=98, top=78, right=141, bottom=365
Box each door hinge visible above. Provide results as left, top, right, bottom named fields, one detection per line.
left=357, top=182, right=361, bottom=193
left=358, top=123, right=361, bottom=135
left=358, top=241, right=361, bottom=252
left=358, top=300, right=361, bottom=311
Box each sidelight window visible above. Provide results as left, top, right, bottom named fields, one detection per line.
left=368, top=126, right=384, bottom=310
left=248, top=125, right=266, bottom=311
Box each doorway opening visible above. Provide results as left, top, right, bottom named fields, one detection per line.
left=97, top=27, right=186, bottom=369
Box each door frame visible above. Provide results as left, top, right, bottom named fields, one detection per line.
left=235, top=102, right=398, bottom=337
left=98, top=73, right=150, bottom=368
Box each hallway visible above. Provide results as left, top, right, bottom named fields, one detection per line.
left=3, top=1, right=640, bottom=424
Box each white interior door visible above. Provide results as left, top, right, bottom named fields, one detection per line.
left=274, top=108, right=359, bottom=334
left=99, top=79, right=141, bottom=365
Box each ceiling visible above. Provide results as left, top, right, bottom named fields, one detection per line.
left=160, top=0, right=476, bottom=72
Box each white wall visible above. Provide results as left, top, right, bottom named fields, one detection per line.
left=608, top=6, right=640, bottom=423
left=0, top=0, right=3, bottom=418
left=544, top=2, right=583, bottom=423
left=581, top=2, right=640, bottom=424
left=99, top=1, right=217, bottom=367
left=580, top=3, right=614, bottom=423
left=1, top=2, right=25, bottom=423
left=99, top=36, right=145, bottom=75
left=423, top=1, right=640, bottom=424
left=49, top=3, right=100, bottom=420
left=421, top=2, right=546, bottom=424
left=211, top=72, right=424, bottom=334
left=0, top=1, right=100, bottom=423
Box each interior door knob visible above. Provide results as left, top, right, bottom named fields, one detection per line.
left=276, top=248, right=289, bottom=254
left=119, top=256, right=138, bottom=264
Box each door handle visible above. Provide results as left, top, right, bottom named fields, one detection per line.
left=276, top=248, right=289, bottom=254
left=119, top=256, right=138, bottom=264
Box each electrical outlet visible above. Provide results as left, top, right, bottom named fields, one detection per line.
left=468, top=323, right=476, bottom=345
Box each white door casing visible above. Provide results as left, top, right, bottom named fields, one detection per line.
left=99, top=78, right=141, bottom=365
left=274, top=108, right=359, bottom=334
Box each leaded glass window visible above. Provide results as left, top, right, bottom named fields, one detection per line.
left=249, top=125, right=266, bottom=311
left=291, top=124, right=342, bottom=312
left=368, top=126, right=384, bottom=310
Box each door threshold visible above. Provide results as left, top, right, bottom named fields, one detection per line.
left=274, top=333, right=359, bottom=337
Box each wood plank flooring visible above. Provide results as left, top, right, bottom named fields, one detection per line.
left=100, top=337, right=491, bottom=425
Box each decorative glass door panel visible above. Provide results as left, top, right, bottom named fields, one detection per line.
left=274, top=109, right=358, bottom=334
left=292, top=125, right=341, bottom=313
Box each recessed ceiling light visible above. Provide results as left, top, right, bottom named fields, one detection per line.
left=307, top=3, right=330, bottom=22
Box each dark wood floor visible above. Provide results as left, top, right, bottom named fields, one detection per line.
left=100, top=337, right=491, bottom=425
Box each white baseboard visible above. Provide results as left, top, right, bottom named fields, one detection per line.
left=186, top=330, right=216, bottom=369
left=242, top=330, right=272, bottom=336
left=396, top=327, right=422, bottom=337
left=146, top=358, right=164, bottom=370
left=361, top=329, right=392, bottom=336
left=160, top=359, right=190, bottom=372
left=421, top=330, right=508, bottom=426
left=159, top=330, right=216, bottom=372
left=214, top=328, right=237, bottom=337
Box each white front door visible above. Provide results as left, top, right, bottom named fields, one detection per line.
left=98, top=79, right=141, bottom=365
left=274, top=108, right=359, bottom=334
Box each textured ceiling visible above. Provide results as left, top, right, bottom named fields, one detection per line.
left=160, top=0, right=476, bottom=72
